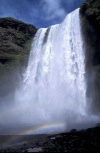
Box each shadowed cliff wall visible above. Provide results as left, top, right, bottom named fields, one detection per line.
left=80, top=0, right=100, bottom=113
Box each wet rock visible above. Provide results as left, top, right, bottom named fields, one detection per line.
left=0, top=126, right=100, bottom=152
left=27, top=147, right=42, bottom=152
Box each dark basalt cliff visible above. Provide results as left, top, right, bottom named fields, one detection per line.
left=0, top=17, right=37, bottom=97
left=80, top=0, right=100, bottom=36
left=80, top=0, right=100, bottom=113
left=80, top=0, right=100, bottom=65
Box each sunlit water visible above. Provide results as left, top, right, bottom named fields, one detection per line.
left=0, top=8, right=99, bottom=135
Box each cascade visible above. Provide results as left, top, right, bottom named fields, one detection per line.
left=1, top=8, right=98, bottom=135
left=18, top=8, right=87, bottom=132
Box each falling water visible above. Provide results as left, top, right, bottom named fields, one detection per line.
left=1, top=8, right=99, bottom=135
left=17, top=8, right=87, bottom=131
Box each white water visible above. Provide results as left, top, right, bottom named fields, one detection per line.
left=0, top=9, right=99, bottom=135
left=18, top=8, right=87, bottom=129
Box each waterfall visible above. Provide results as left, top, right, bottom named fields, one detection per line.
left=17, top=8, right=87, bottom=131
left=1, top=8, right=99, bottom=135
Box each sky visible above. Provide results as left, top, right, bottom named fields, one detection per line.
left=0, top=0, right=84, bottom=27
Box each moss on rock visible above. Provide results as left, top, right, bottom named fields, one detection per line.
left=0, top=17, right=37, bottom=98
left=0, top=17, right=37, bottom=61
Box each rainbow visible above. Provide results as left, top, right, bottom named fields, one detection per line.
left=1, top=122, right=66, bottom=147
left=18, top=122, right=66, bottom=135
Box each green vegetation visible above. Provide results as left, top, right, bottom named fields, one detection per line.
left=0, top=17, right=37, bottom=63
left=0, top=17, right=37, bottom=97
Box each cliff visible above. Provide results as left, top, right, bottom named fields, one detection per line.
left=80, top=0, right=100, bottom=65
left=0, top=17, right=37, bottom=62
left=80, top=0, right=100, bottom=113
left=80, top=0, right=100, bottom=35
left=0, top=17, right=37, bottom=97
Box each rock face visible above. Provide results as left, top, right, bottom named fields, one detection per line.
left=80, top=0, right=100, bottom=36
left=80, top=0, right=100, bottom=114
left=0, top=17, right=37, bottom=60
left=80, top=0, right=100, bottom=66
left=0, top=17, right=37, bottom=98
